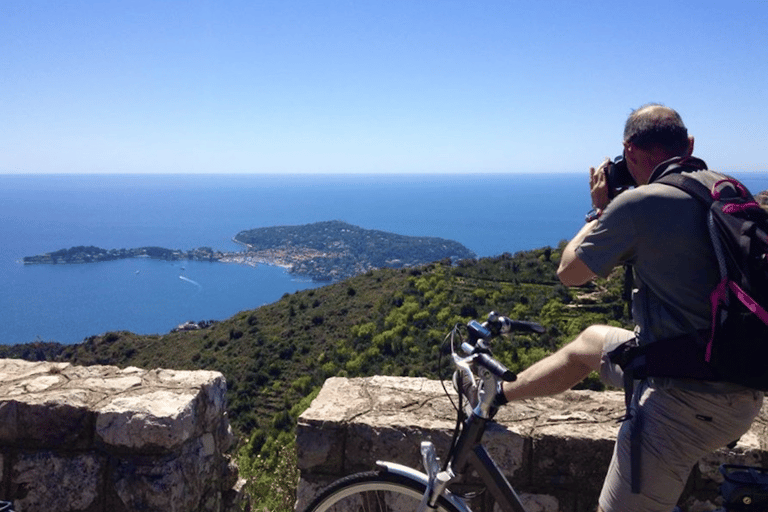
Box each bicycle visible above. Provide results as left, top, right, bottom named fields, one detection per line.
left=300, top=311, right=545, bottom=512
left=299, top=311, right=768, bottom=512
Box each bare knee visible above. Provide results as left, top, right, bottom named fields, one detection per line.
left=564, top=325, right=613, bottom=373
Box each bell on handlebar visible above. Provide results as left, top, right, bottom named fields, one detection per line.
left=466, top=320, right=492, bottom=345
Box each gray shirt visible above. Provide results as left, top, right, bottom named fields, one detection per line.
left=576, top=166, right=726, bottom=345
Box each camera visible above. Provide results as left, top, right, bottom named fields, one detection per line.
left=605, top=155, right=635, bottom=191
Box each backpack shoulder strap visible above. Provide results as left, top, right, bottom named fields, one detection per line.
left=655, top=172, right=714, bottom=206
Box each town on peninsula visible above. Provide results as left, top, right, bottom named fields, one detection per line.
left=22, top=220, right=477, bottom=282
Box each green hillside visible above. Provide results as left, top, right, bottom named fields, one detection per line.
left=234, top=220, right=476, bottom=275
left=1, top=244, right=630, bottom=435
left=0, top=245, right=631, bottom=510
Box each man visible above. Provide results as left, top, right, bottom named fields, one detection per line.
left=500, top=104, right=763, bottom=512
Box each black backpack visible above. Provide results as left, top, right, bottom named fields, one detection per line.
left=607, top=165, right=768, bottom=495
left=658, top=171, right=768, bottom=389
left=609, top=166, right=768, bottom=390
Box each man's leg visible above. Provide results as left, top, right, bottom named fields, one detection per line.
left=501, top=324, right=615, bottom=402
left=500, top=324, right=635, bottom=512
left=599, top=385, right=762, bottom=512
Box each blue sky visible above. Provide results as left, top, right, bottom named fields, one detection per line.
left=2, top=1, right=767, bottom=174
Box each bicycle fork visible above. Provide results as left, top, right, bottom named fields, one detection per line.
left=375, top=441, right=471, bottom=512
left=418, top=441, right=456, bottom=512
left=416, top=439, right=528, bottom=512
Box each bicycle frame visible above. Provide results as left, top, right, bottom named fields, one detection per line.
left=451, top=415, right=528, bottom=512
left=376, top=412, right=528, bottom=512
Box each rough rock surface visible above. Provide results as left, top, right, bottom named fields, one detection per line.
left=297, top=376, right=768, bottom=512
left=0, top=359, right=243, bottom=512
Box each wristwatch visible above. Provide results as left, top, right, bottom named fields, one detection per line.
left=585, top=208, right=603, bottom=222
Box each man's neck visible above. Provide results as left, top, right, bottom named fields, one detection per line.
left=647, top=156, right=708, bottom=183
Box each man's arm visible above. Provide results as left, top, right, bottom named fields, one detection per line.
left=557, top=159, right=615, bottom=287
left=557, top=219, right=599, bottom=286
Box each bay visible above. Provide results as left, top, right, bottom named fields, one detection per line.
left=1, top=172, right=764, bottom=345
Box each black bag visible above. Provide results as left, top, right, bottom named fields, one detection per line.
left=657, top=172, right=768, bottom=389
left=720, top=465, right=768, bottom=511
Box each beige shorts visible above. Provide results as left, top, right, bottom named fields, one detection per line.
left=596, top=326, right=763, bottom=512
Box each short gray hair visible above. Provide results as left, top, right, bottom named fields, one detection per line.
left=623, top=103, right=689, bottom=156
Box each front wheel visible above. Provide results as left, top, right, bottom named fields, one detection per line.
left=301, top=470, right=465, bottom=512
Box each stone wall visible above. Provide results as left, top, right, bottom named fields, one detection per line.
left=0, top=359, right=243, bottom=512
left=296, top=376, right=768, bottom=512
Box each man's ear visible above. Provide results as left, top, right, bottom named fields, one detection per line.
left=686, top=136, right=695, bottom=157
left=623, top=141, right=637, bottom=163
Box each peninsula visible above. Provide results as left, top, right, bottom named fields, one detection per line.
left=22, top=221, right=476, bottom=282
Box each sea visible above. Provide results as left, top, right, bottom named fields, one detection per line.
left=1, top=172, right=765, bottom=345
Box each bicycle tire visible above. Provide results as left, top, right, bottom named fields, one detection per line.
left=301, top=470, right=465, bottom=512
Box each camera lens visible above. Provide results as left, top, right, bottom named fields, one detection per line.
left=606, top=155, right=635, bottom=190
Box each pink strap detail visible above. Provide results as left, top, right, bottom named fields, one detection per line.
left=729, top=280, right=768, bottom=326
left=712, top=178, right=749, bottom=201
left=722, top=201, right=761, bottom=214
left=707, top=279, right=729, bottom=362
left=707, top=279, right=768, bottom=363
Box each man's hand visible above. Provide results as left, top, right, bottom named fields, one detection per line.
left=589, top=158, right=612, bottom=211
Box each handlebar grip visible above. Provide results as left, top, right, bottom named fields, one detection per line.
left=476, top=352, right=517, bottom=382
left=505, top=319, right=546, bottom=334
left=486, top=312, right=545, bottom=335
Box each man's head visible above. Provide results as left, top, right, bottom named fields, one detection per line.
left=622, top=104, right=694, bottom=185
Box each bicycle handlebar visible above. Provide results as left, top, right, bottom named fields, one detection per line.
left=459, top=340, right=516, bottom=382
left=465, top=311, right=545, bottom=345
left=453, top=311, right=544, bottom=404
left=485, top=311, right=546, bottom=335
left=476, top=351, right=516, bottom=382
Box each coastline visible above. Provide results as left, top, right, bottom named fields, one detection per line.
left=22, top=245, right=309, bottom=274
left=21, top=221, right=477, bottom=282
left=227, top=236, right=342, bottom=271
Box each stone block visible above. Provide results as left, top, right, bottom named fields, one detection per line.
left=96, top=389, right=199, bottom=451
left=295, top=419, right=345, bottom=474
left=297, top=376, right=768, bottom=512
left=0, top=359, right=241, bottom=512
left=12, top=451, right=103, bottom=512
left=109, top=434, right=219, bottom=512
